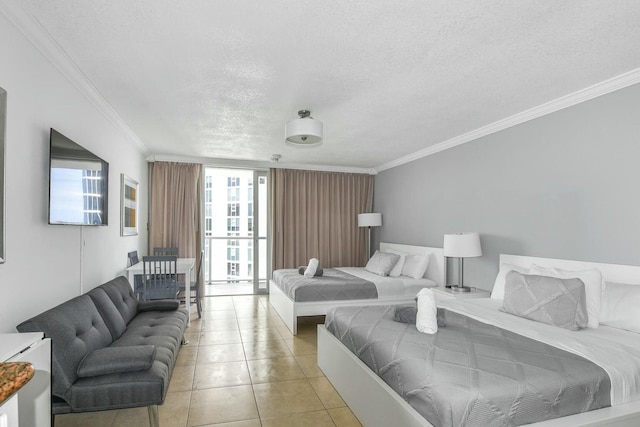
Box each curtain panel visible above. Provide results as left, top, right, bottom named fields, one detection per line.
left=149, top=162, right=202, bottom=260
left=270, top=168, right=374, bottom=270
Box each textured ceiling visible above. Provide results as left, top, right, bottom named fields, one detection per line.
left=16, top=1, right=640, bottom=169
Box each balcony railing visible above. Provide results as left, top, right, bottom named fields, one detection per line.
left=203, top=236, right=267, bottom=290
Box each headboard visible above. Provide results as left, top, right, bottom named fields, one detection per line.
left=500, top=254, right=640, bottom=285
left=380, top=242, right=445, bottom=286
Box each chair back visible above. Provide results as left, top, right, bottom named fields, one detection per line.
left=127, top=250, right=143, bottom=294
left=195, top=250, right=204, bottom=287
left=154, top=247, right=179, bottom=256
left=141, top=255, right=178, bottom=301
left=127, top=250, right=139, bottom=266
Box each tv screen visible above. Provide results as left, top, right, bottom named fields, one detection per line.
left=48, top=128, right=109, bottom=225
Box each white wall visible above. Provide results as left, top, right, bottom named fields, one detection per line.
left=0, top=10, right=148, bottom=332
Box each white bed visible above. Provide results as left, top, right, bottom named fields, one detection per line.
left=269, top=242, right=445, bottom=335
left=318, top=253, right=640, bottom=427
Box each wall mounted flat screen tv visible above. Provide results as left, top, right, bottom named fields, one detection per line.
left=48, top=128, right=109, bottom=225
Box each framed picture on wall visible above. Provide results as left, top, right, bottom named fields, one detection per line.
left=120, top=174, right=138, bottom=236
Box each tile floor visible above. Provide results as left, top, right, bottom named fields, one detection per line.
left=55, top=295, right=362, bottom=427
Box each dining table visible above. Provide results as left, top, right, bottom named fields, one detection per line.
left=126, top=257, right=196, bottom=325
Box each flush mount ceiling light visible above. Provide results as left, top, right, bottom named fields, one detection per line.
left=285, top=110, right=323, bottom=147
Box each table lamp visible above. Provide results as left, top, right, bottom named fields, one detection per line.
left=443, top=232, right=482, bottom=292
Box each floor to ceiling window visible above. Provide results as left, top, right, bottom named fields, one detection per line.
left=203, top=168, right=269, bottom=295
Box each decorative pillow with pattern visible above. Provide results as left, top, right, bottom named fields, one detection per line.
left=501, top=271, right=588, bottom=330
left=529, top=264, right=603, bottom=328
left=384, top=249, right=407, bottom=277
left=365, top=250, right=400, bottom=277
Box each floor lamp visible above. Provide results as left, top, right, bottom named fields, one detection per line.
left=443, top=232, right=482, bottom=292
left=358, top=213, right=382, bottom=257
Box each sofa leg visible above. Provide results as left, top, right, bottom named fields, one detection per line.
left=181, top=335, right=189, bottom=345
left=148, top=404, right=159, bottom=427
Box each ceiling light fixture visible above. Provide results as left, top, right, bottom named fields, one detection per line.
left=285, top=110, right=323, bottom=147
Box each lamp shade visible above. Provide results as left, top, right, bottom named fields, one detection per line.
left=358, top=213, right=382, bottom=227
left=443, top=232, right=482, bottom=258
left=285, top=116, right=323, bottom=147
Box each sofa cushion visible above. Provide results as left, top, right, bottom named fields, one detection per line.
left=70, top=364, right=166, bottom=412
left=97, top=276, right=139, bottom=325
left=87, top=287, right=127, bottom=340
left=77, top=345, right=156, bottom=378
left=16, top=295, right=113, bottom=401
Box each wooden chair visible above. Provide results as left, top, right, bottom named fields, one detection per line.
left=141, top=255, right=178, bottom=301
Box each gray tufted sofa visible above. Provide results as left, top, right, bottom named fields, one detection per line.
left=16, top=276, right=188, bottom=427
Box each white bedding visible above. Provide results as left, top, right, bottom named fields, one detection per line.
left=336, top=267, right=438, bottom=299
left=439, top=297, right=640, bottom=406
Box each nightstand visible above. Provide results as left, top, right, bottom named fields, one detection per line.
left=432, top=286, right=490, bottom=302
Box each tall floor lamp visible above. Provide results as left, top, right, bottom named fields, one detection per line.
left=358, top=213, right=382, bottom=257
left=443, top=232, right=482, bottom=292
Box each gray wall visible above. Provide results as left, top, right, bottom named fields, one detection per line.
left=374, top=82, right=640, bottom=291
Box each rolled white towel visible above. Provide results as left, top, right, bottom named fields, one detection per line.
left=416, top=288, right=438, bottom=334
left=304, top=258, right=319, bottom=278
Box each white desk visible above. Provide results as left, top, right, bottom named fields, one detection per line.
left=126, top=257, right=195, bottom=325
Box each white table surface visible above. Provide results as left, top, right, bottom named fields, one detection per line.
left=126, top=257, right=195, bottom=325
left=432, top=286, right=490, bottom=300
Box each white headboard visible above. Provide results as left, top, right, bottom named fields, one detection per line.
left=380, top=242, right=445, bottom=285
left=500, top=254, right=640, bottom=285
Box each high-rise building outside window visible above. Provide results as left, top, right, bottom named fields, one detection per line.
left=203, top=168, right=268, bottom=292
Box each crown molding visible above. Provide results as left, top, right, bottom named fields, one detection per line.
left=0, top=0, right=148, bottom=155
left=6, top=0, right=638, bottom=173
left=375, top=68, right=640, bottom=173
left=147, top=154, right=378, bottom=175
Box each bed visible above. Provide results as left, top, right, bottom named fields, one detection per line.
left=318, top=253, right=640, bottom=427
left=269, top=242, right=445, bottom=335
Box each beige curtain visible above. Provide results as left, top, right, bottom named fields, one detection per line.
left=270, top=168, right=374, bottom=270
left=149, top=161, right=202, bottom=262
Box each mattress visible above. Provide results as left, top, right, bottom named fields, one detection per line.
left=325, top=304, right=611, bottom=427
left=272, top=267, right=437, bottom=302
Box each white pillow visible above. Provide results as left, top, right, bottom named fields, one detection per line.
left=383, top=249, right=407, bottom=277
left=402, top=255, right=429, bottom=279
left=365, top=250, right=400, bottom=277
left=490, top=263, right=530, bottom=300
left=529, top=264, right=603, bottom=329
left=600, top=282, right=640, bottom=333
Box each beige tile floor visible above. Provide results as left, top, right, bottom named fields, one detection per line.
left=55, top=295, right=362, bottom=427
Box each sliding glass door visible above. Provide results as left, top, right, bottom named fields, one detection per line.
left=203, top=168, right=269, bottom=295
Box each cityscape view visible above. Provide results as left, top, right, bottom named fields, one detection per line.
left=203, top=168, right=268, bottom=294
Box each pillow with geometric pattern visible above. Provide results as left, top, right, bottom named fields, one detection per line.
left=365, top=250, right=400, bottom=277
left=500, top=271, right=588, bottom=331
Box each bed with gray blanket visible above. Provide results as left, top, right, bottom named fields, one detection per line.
left=319, top=253, right=640, bottom=426
left=268, top=243, right=446, bottom=335
left=272, top=268, right=379, bottom=302
left=324, top=304, right=611, bottom=426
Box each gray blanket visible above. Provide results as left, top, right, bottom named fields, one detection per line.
left=325, top=305, right=611, bottom=427
left=272, top=268, right=378, bottom=302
